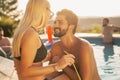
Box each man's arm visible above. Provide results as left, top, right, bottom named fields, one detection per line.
left=63, top=51, right=81, bottom=80
left=78, top=42, right=95, bottom=80
left=110, top=25, right=120, bottom=32
left=63, top=66, right=80, bottom=80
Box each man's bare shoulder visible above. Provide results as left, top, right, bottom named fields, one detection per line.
left=50, top=41, right=62, bottom=56
left=77, top=38, right=93, bottom=52
left=76, top=38, right=94, bottom=58
left=52, top=40, right=61, bottom=47
left=1, top=37, right=11, bottom=45
left=78, top=38, right=91, bottom=46
left=2, top=37, right=10, bottom=40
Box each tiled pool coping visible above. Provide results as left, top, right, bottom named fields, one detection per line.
left=40, top=33, right=120, bottom=39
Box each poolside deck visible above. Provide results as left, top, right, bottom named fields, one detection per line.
left=0, top=56, right=18, bottom=80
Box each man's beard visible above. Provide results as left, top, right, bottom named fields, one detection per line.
left=103, top=24, right=108, bottom=27
left=53, top=27, right=67, bottom=37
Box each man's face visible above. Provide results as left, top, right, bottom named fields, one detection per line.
left=103, top=19, right=109, bottom=27
left=53, top=15, right=69, bottom=37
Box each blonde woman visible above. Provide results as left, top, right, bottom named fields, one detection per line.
left=12, top=0, right=75, bottom=80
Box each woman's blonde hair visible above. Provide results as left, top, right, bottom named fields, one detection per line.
left=12, top=0, right=50, bottom=57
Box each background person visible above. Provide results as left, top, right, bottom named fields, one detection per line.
left=12, top=0, right=75, bottom=80
left=0, top=27, right=12, bottom=58
left=102, top=18, right=120, bottom=44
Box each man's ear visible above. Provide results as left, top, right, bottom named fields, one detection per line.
left=68, top=25, right=75, bottom=34
left=69, top=25, right=75, bottom=29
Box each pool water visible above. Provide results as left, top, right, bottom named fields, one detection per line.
left=44, top=37, right=120, bottom=80
left=83, top=37, right=120, bottom=80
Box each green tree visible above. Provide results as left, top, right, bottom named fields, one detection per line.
left=0, top=0, right=19, bottom=21
left=0, top=16, right=18, bottom=37
left=92, top=23, right=102, bottom=33
left=0, top=0, right=20, bottom=37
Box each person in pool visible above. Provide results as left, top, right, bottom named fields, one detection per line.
left=102, top=18, right=120, bottom=44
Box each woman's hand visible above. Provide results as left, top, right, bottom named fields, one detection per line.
left=55, top=54, right=75, bottom=70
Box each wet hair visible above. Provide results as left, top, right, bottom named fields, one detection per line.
left=57, top=9, right=78, bottom=34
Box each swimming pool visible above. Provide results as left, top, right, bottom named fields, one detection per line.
left=44, top=37, right=120, bottom=80
left=84, top=37, right=120, bottom=80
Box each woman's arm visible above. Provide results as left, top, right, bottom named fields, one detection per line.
left=19, top=30, right=75, bottom=77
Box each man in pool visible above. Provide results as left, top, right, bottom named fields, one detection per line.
left=102, top=18, right=120, bottom=44
left=46, top=9, right=101, bottom=80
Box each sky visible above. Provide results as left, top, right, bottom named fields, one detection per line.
left=18, top=0, right=120, bottom=17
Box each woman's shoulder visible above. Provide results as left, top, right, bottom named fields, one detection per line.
left=24, top=28, right=39, bottom=38
left=21, top=28, right=40, bottom=45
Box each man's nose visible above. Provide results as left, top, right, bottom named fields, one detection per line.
left=53, top=23, right=58, bottom=27
left=54, top=22, right=60, bottom=28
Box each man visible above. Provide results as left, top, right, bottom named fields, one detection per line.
left=47, top=9, right=101, bottom=80
left=102, top=18, right=120, bottom=44
left=0, top=27, right=12, bottom=58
